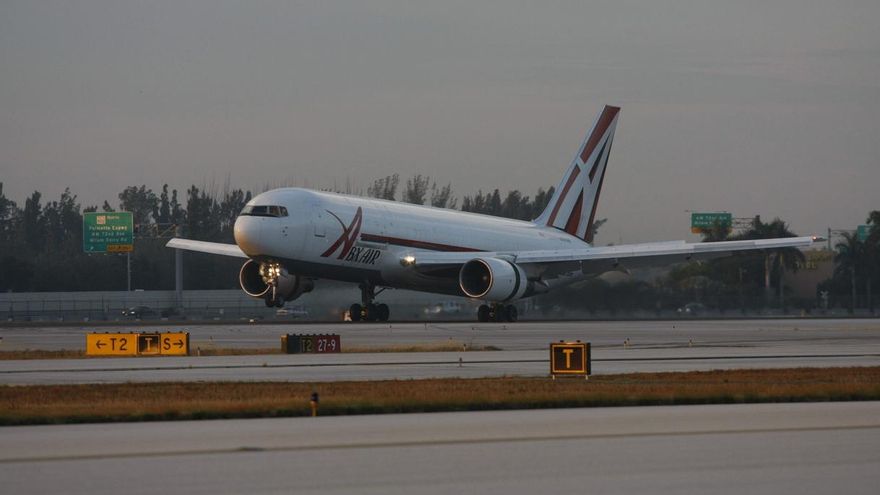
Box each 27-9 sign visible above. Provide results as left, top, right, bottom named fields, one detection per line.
left=283, top=334, right=341, bottom=354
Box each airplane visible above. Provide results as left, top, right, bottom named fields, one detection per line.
left=167, top=105, right=817, bottom=322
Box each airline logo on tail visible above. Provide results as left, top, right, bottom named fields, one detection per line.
left=535, top=105, right=620, bottom=243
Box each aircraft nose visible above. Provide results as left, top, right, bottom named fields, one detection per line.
left=234, top=216, right=263, bottom=255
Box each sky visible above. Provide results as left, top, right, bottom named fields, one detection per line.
left=1, top=0, right=878, bottom=244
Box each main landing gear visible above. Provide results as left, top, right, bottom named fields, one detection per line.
left=349, top=283, right=390, bottom=322
left=477, top=303, right=518, bottom=323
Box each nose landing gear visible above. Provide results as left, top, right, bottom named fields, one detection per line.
left=264, top=285, right=284, bottom=308
left=349, top=283, right=390, bottom=322
left=477, top=303, right=518, bottom=322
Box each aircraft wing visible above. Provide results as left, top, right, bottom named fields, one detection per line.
left=166, top=238, right=248, bottom=258
left=409, top=236, right=818, bottom=273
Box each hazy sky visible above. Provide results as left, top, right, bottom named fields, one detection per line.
left=2, top=1, right=878, bottom=244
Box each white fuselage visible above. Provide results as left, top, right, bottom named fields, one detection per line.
left=233, top=188, right=589, bottom=297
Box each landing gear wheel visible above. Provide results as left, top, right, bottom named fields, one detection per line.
left=477, top=305, right=490, bottom=322
left=492, top=306, right=505, bottom=322
left=363, top=303, right=378, bottom=322
left=377, top=303, right=390, bottom=322
left=349, top=303, right=362, bottom=322
left=504, top=305, right=518, bottom=322
left=274, top=297, right=284, bottom=308
left=265, top=296, right=275, bottom=308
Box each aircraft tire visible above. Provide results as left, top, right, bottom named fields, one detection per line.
left=377, top=303, right=390, bottom=322
left=504, top=305, right=518, bottom=322
left=492, top=307, right=504, bottom=322
left=477, top=305, right=490, bottom=322
left=264, top=297, right=275, bottom=308
left=350, top=303, right=362, bottom=322
left=364, top=304, right=378, bottom=322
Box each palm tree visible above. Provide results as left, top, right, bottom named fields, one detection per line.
left=862, top=211, right=879, bottom=312
left=834, top=232, right=863, bottom=313
left=738, top=216, right=805, bottom=308
left=700, top=219, right=731, bottom=243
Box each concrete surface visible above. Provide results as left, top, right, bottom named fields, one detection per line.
left=1, top=402, right=878, bottom=494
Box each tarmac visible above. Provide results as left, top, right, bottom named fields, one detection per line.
left=1, top=318, right=878, bottom=384
left=2, top=402, right=878, bottom=494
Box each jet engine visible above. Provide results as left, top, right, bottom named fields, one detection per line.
left=459, top=257, right=527, bottom=302
left=239, top=260, right=313, bottom=302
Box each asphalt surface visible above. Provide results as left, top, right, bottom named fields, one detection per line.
left=2, top=345, right=879, bottom=385
left=3, top=318, right=880, bottom=351
left=1, top=319, right=878, bottom=384
left=2, top=402, right=878, bottom=494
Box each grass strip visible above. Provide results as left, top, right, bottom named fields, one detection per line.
left=1, top=367, right=879, bottom=425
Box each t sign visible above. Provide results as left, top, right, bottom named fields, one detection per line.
left=550, top=342, right=591, bottom=377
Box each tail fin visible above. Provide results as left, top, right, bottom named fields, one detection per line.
left=534, top=105, right=620, bottom=243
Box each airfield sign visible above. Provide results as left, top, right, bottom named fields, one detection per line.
left=691, top=212, right=732, bottom=234
left=550, top=342, right=591, bottom=377
left=83, top=212, right=133, bottom=253
left=86, top=332, right=189, bottom=356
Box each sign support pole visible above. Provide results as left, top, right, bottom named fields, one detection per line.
left=126, top=252, right=131, bottom=292
left=175, top=225, right=183, bottom=310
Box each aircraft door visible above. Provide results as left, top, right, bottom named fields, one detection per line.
left=312, top=205, right=326, bottom=238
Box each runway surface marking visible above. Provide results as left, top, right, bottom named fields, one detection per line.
left=2, top=353, right=877, bottom=375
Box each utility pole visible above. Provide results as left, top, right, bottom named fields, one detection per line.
left=175, top=225, right=183, bottom=310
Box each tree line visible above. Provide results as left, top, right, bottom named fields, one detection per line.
left=2, top=177, right=873, bottom=313
left=0, top=177, right=565, bottom=292
left=542, top=212, right=880, bottom=314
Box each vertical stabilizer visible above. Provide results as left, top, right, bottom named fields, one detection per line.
left=534, top=105, right=620, bottom=243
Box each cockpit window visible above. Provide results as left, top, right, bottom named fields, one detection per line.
left=240, top=205, right=288, bottom=217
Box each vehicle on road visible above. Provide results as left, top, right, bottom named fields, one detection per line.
left=677, top=303, right=707, bottom=316
left=121, top=306, right=156, bottom=319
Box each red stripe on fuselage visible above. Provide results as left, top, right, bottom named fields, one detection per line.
left=360, top=234, right=482, bottom=252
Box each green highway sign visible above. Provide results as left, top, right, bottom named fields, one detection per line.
left=857, top=225, right=869, bottom=242
left=83, top=212, right=134, bottom=253
left=691, top=212, right=732, bottom=234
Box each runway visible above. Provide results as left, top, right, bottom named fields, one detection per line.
left=2, top=346, right=879, bottom=385
left=2, top=402, right=878, bottom=494
left=3, top=318, right=880, bottom=351
left=1, top=319, right=878, bottom=384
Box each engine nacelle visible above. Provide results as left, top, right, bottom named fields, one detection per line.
left=459, top=257, right=528, bottom=302
left=239, top=260, right=313, bottom=302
